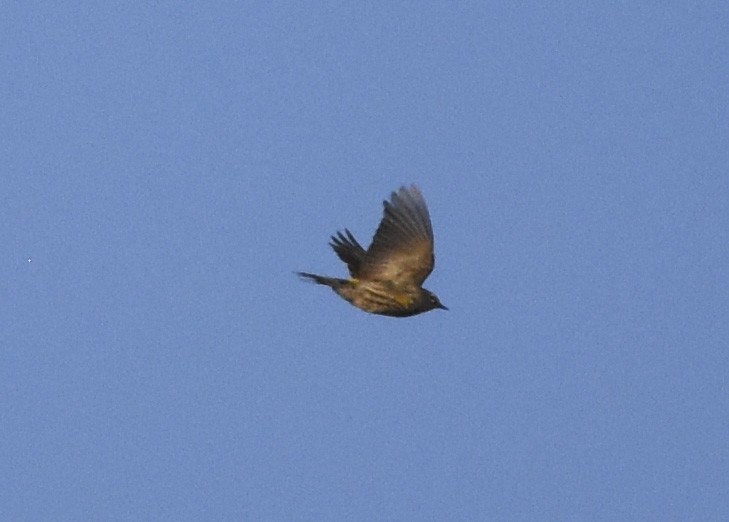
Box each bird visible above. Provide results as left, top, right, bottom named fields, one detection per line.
left=297, top=185, right=447, bottom=317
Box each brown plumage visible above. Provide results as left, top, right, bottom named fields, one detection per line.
left=298, top=185, right=447, bottom=317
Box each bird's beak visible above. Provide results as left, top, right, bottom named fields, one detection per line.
left=438, top=303, right=449, bottom=311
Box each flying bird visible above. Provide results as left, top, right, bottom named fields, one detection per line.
left=298, top=185, right=447, bottom=317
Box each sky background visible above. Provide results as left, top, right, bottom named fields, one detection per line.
left=3, top=2, right=729, bottom=520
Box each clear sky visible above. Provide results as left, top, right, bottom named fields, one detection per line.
left=3, top=2, right=728, bottom=520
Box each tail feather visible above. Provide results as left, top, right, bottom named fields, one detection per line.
left=296, top=272, right=347, bottom=287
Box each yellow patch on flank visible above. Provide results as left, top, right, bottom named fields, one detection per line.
left=393, top=293, right=412, bottom=307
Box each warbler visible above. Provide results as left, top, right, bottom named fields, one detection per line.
left=298, top=185, right=447, bottom=317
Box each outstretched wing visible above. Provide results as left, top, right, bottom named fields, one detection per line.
left=329, top=229, right=367, bottom=277
left=358, top=186, right=435, bottom=286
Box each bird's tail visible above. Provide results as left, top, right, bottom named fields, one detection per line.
left=296, top=272, right=348, bottom=288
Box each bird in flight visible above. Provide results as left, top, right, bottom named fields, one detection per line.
left=298, top=185, right=447, bottom=317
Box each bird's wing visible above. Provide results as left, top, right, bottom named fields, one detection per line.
left=358, top=186, right=435, bottom=286
left=329, top=229, right=367, bottom=277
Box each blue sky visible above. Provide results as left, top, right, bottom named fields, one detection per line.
left=3, top=2, right=728, bottom=520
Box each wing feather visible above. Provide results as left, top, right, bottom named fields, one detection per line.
left=358, top=186, right=436, bottom=286
left=329, top=229, right=366, bottom=276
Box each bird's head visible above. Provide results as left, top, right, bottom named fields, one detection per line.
left=421, top=289, right=448, bottom=312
